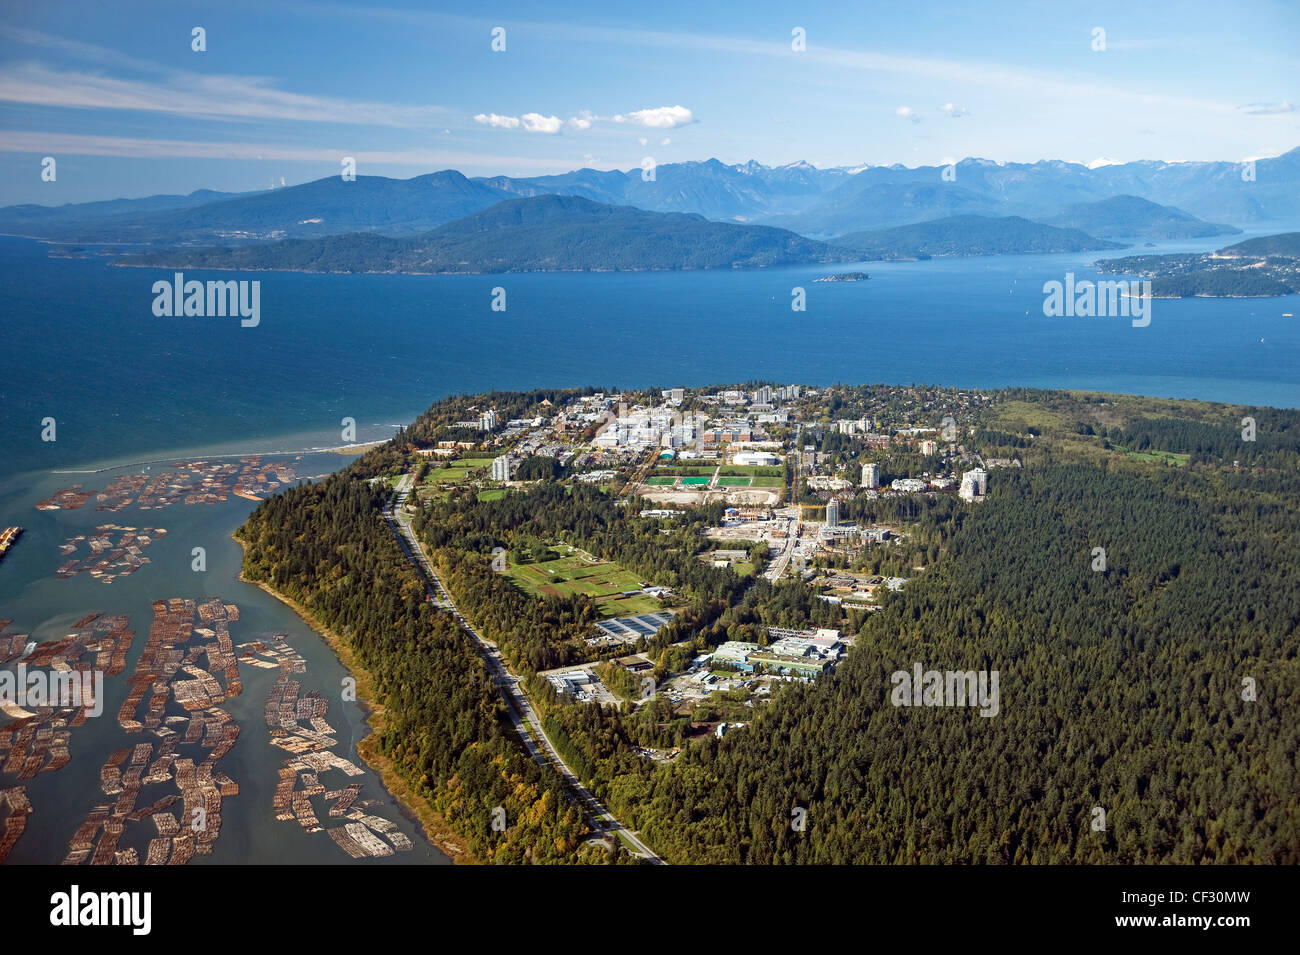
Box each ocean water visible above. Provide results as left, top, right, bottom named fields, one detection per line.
left=1, top=228, right=1297, bottom=865
left=2, top=230, right=1298, bottom=483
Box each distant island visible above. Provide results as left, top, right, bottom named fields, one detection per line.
left=815, top=272, right=869, bottom=282
left=115, top=195, right=858, bottom=274
left=832, top=215, right=1125, bottom=260
left=1043, top=195, right=1239, bottom=240
left=1096, top=232, right=1300, bottom=297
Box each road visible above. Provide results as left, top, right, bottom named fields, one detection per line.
left=382, top=472, right=664, bottom=864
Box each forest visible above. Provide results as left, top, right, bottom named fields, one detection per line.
left=237, top=384, right=1300, bottom=864
left=236, top=478, right=617, bottom=863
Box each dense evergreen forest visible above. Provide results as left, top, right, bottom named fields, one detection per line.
left=548, top=460, right=1300, bottom=862
left=238, top=384, right=1300, bottom=864
left=236, top=479, right=613, bottom=863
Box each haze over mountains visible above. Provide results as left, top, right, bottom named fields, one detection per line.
left=3, top=148, right=1295, bottom=274
left=4, top=148, right=1294, bottom=247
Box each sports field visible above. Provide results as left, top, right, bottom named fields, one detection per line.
left=505, top=554, right=661, bottom=616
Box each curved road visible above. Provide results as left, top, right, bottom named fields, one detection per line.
left=383, top=472, right=664, bottom=864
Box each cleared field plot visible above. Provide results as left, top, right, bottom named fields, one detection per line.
left=424, top=467, right=471, bottom=484
left=506, top=554, right=659, bottom=616
left=477, top=488, right=509, bottom=501
left=716, top=477, right=751, bottom=487
left=644, top=476, right=678, bottom=486
left=1124, top=449, right=1190, bottom=467
left=751, top=476, right=785, bottom=488
left=681, top=477, right=710, bottom=486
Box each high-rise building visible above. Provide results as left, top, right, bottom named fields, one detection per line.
left=825, top=497, right=839, bottom=528
left=861, top=463, right=880, bottom=489
left=958, top=468, right=988, bottom=501
left=491, top=455, right=511, bottom=482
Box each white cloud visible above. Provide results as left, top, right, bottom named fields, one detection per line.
left=474, top=112, right=520, bottom=129
left=0, top=129, right=575, bottom=169
left=660, top=137, right=671, bottom=146
left=612, top=105, right=696, bottom=129
left=566, top=110, right=594, bottom=131
left=520, top=112, right=563, bottom=133
left=0, top=63, right=450, bottom=128
left=939, top=102, right=968, bottom=118
left=896, top=105, right=921, bottom=123
left=638, top=136, right=647, bottom=146
left=1239, top=101, right=1295, bottom=115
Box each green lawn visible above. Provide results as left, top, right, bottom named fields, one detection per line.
left=716, top=477, right=751, bottom=487
left=459, top=457, right=498, bottom=468
left=424, top=467, right=471, bottom=484
left=718, top=465, right=784, bottom=477
left=681, top=477, right=710, bottom=486
left=644, top=476, right=678, bottom=486
left=504, top=553, right=659, bottom=616
left=750, top=476, right=785, bottom=488
left=477, top=488, right=509, bottom=501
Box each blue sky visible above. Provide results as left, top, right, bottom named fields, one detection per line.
left=0, top=0, right=1296, bottom=203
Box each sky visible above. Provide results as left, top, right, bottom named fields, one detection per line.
left=0, top=0, right=1297, bottom=204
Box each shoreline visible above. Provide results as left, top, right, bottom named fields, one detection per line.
left=46, top=442, right=386, bottom=476
left=233, top=535, right=477, bottom=865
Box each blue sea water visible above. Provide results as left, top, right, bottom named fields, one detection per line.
left=2, top=231, right=1298, bottom=481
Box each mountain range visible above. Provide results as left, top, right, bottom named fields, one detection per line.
left=5, top=148, right=1296, bottom=250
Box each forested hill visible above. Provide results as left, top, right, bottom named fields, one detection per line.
left=1096, top=231, right=1300, bottom=297
left=235, top=478, right=614, bottom=863
left=237, top=384, right=1300, bottom=865
left=614, top=460, right=1300, bottom=862
left=116, top=195, right=856, bottom=273
left=834, top=215, right=1123, bottom=260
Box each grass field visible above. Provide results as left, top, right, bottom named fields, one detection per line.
left=644, top=476, right=677, bottom=486
left=718, top=465, right=784, bottom=477
left=716, top=476, right=751, bottom=487
left=458, top=457, right=498, bottom=468
left=681, top=477, right=710, bottom=486
left=505, top=554, right=661, bottom=616
left=750, top=476, right=785, bottom=488
left=424, top=467, right=471, bottom=484
left=1123, top=449, right=1191, bottom=466
left=477, top=488, right=509, bottom=501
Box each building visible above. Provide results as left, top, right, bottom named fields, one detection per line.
left=479, top=409, right=499, bottom=431
left=919, top=440, right=938, bottom=456
left=825, top=497, right=840, bottom=528
left=891, top=478, right=929, bottom=493
left=490, top=455, right=511, bottom=482
left=861, top=463, right=880, bottom=489
left=958, top=468, right=988, bottom=501
left=712, top=641, right=760, bottom=671
left=732, top=450, right=780, bottom=467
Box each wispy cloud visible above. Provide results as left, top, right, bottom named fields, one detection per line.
left=0, top=130, right=577, bottom=169
left=1239, top=100, right=1296, bottom=115
left=0, top=64, right=452, bottom=128
left=473, top=105, right=697, bottom=134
